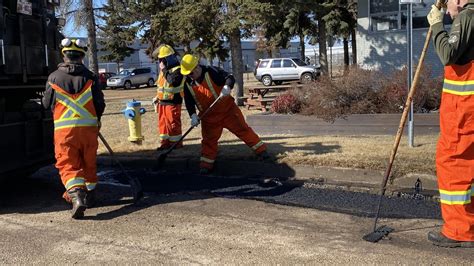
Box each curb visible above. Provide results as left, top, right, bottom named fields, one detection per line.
left=97, top=155, right=439, bottom=201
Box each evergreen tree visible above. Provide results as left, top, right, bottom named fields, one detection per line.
left=283, top=1, right=316, bottom=60
left=98, top=0, right=136, bottom=71
left=59, top=0, right=104, bottom=74
left=256, top=1, right=292, bottom=58
left=322, top=0, right=358, bottom=70
left=218, top=0, right=272, bottom=105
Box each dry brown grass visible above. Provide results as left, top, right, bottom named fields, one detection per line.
left=99, top=87, right=438, bottom=177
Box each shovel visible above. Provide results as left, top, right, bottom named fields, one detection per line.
left=155, top=95, right=224, bottom=168
left=99, top=132, right=143, bottom=202
left=363, top=0, right=446, bottom=243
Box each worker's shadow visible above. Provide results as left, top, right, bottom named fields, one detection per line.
left=85, top=134, right=341, bottom=220
left=84, top=160, right=298, bottom=221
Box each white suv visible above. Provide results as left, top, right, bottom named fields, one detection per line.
left=254, top=58, right=319, bottom=86
left=107, top=67, right=156, bottom=90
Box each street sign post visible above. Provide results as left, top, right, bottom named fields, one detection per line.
left=400, top=0, right=419, bottom=147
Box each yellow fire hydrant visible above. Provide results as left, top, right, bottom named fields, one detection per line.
left=123, top=99, right=146, bottom=144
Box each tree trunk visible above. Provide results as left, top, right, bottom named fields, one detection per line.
left=351, top=28, right=357, bottom=65
left=267, top=47, right=273, bottom=58
left=85, top=0, right=99, bottom=74
left=229, top=28, right=244, bottom=106
left=299, top=33, right=305, bottom=60
left=343, top=37, right=349, bottom=73
left=318, top=20, right=328, bottom=76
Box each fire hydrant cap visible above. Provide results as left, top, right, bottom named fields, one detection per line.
left=127, top=101, right=141, bottom=108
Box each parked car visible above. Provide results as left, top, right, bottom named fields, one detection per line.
left=107, top=67, right=156, bottom=89
left=98, top=72, right=115, bottom=90
left=254, top=58, right=320, bottom=86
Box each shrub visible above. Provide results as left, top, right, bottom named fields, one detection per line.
left=298, top=66, right=442, bottom=122
left=301, top=67, right=380, bottom=122
left=271, top=92, right=302, bottom=114
left=376, top=65, right=442, bottom=113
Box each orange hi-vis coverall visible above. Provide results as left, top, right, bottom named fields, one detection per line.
left=437, top=61, right=474, bottom=241
left=156, top=66, right=185, bottom=149
left=432, top=3, right=474, bottom=241
left=42, top=63, right=105, bottom=196
left=49, top=80, right=100, bottom=192
left=184, top=66, right=266, bottom=170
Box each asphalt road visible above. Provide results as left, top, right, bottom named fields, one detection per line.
left=0, top=166, right=471, bottom=264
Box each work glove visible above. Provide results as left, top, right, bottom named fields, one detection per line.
left=220, top=85, right=231, bottom=97
left=97, top=120, right=102, bottom=131
left=427, top=5, right=443, bottom=26
left=190, top=113, right=200, bottom=127
left=152, top=97, right=158, bottom=113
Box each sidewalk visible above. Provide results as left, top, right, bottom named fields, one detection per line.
left=247, top=113, right=439, bottom=135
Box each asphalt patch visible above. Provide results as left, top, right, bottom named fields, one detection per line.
left=101, top=168, right=442, bottom=220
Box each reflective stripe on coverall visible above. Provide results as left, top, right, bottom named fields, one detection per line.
left=156, top=67, right=184, bottom=147
left=436, top=60, right=474, bottom=241
left=187, top=72, right=266, bottom=170
left=50, top=80, right=99, bottom=192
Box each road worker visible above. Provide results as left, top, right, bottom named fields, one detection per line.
left=427, top=0, right=474, bottom=247
left=180, top=54, right=271, bottom=175
left=152, top=45, right=185, bottom=150
left=42, top=38, right=105, bottom=219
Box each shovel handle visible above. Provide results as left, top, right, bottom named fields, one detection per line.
left=157, top=95, right=225, bottom=160
left=372, top=6, right=443, bottom=231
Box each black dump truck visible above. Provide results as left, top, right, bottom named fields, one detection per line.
left=0, top=0, right=63, bottom=178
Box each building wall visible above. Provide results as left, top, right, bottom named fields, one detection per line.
left=356, top=0, right=445, bottom=77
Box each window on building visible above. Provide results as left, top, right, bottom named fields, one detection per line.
left=369, top=0, right=450, bottom=32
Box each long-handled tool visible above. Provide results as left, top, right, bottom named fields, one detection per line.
left=98, top=132, right=143, bottom=202
left=155, top=95, right=224, bottom=168
left=363, top=0, right=446, bottom=243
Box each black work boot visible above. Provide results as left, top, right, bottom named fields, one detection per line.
left=428, top=231, right=474, bottom=248
left=199, top=168, right=211, bottom=175
left=257, top=151, right=275, bottom=163
left=67, top=188, right=87, bottom=219
left=84, top=189, right=96, bottom=208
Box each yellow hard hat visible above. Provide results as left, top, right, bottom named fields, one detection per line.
left=180, top=54, right=199, bottom=75
left=60, top=38, right=87, bottom=55
left=157, top=44, right=175, bottom=59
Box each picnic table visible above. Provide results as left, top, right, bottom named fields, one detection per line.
left=244, top=84, right=303, bottom=111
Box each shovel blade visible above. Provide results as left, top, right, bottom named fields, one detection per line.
left=363, top=225, right=394, bottom=243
